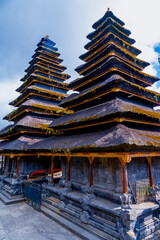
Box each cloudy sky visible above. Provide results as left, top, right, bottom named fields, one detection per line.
left=0, top=0, right=160, bottom=128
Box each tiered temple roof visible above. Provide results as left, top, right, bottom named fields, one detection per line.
left=0, top=36, right=72, bottom=141
left=39, top=9, right=160, bottom=153
left=1, top=10, right=160, bottom=154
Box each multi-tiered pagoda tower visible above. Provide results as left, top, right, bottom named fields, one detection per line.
left=31, top=10, right=160, bottom=239
left=0, top=36, right=72, bottom=141
left=0, top=36, right=72, bottom=203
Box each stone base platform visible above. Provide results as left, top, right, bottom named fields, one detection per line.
left=0, top=175, right=25, bottom=205
left=0, top=192, right=24, bottom=205
left=41, top=184, right=160, bottom=240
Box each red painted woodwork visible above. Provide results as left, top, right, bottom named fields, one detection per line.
left=147, top=157, right=154, bottom=188
left=89, top=162, right=93, bottom=186
left=122, top=163, right=127, bottom=194
left=16, top=157, right=20, bottom=175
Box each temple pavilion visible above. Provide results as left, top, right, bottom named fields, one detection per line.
left=28, top=9, right=160, bottom=240
left=0, top=36, right=72, bottom=200
left=0, top=9, right=160, bottom=240
left=29, top=10, right=160, bottom=198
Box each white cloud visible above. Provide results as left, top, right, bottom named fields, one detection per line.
left=0, top=77, right=20, bottom=128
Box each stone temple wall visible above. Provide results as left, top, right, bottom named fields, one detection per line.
left=127, top=157, right=149, bottom=188
left=3, top=156, right=9, bottom=175
left=61, top=156, right=123, bottom=201
left=151, top=157, right=160, bottom=187
left=19, top=156, right=50, bottom=175
left=127, top=157, right=160, bottom=188
left=92, top=157, right=123, bottom=193
left=4, top=156, right=60, bottom=176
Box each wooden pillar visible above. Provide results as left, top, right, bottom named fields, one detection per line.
left=88, top=157, right=94, bottom=187
left=119, top=156, right=129, bottom=194
left=16, top=157, right=20, bottom=175
left=122, top=162, right=127, bottom=194
left=51, top=156, right=54, bottom=184
left=147, top=157, right=154, bottom=188
left=1, top=156, right=3, bottom=169
left=66, top=156, right=71, bottom=181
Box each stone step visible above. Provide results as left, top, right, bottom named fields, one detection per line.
left=0, top=182, right=3, bottom=189
left=140, top=217, right=159, bottom=228
left=92, top=214, right=117, bottom=228
left=0, top=189, right=13, bottom=200
left=62, top=202, right=119, bottom=238
left=143, top=229, right=160, bottom=239
left=3, top=184, right=11, bottom=190
left=43, top=197, right=60, bottom=208
left=41, top=205, right=119, bottom=240
left=41, top=200, right=119, bottom=240
left=0, top=192, right=24, bottom=205
left=138, top=217, right=160, bottom=239
left=43, top=200, right=81, bottom=219
left=67, top=203, right=82, bottom=214
left=47, top=196, right=60, bottom=205
left=42, top=200, right=61, bottom=213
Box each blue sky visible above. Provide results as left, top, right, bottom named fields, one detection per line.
left=0, top=0, right=160, bottom=129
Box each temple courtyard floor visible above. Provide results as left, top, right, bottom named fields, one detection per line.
left=0, top=201, right=80, bottom=240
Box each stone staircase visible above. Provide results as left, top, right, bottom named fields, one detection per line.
left=136, top=209, right=160, bottom=240
left=41, top=196, right=120, bottom=240
left=0, top=178, right=24, bottom=204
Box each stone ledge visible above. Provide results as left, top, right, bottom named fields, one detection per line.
left=0, top=192, right=24, bottom=205
left=41, top=205, right=118, bottom=240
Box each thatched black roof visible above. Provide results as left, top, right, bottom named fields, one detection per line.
left=30, top=51, right=63, bottom=65
left=10, top=85, right=67, bottom=107
left=0, top=124, right=15, bottom=136
left=28, top=124, right=160, bottom=153
left=87, top=17, right=131, bottom=40
left=84, top=25, right=135, bottom=50
left=92, top=10, right=125, bottom=29
left=35, top=46, right=60, bottom=57
left=0, top=115, right=54, bottom=139
left=76, top=43, right=149, bottom=76
left=4, top=99, right=73, bottom=121
left=23, top=65, right=70, bottom=82
left=16, top=115, right=52, bottom=129
left=50, top=98, right=160, bottom=130
left=1, top=124, right=160, bottom=153
left=61, top=75, right=160, bottom=109
left=25, top=59, right=66, bottom=73
left=0, top=136, right=43, bottom=151
left=69, top=57, right=159, bottom=91
left=16, top=74, right=69, bottom=93
left=79, top=34, right=141, bottom=62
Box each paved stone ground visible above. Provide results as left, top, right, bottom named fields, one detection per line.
left=0, top=201, right=80, bottom=240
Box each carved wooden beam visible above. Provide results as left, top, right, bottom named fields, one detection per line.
left=2, top=152, right=160, bottom=159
